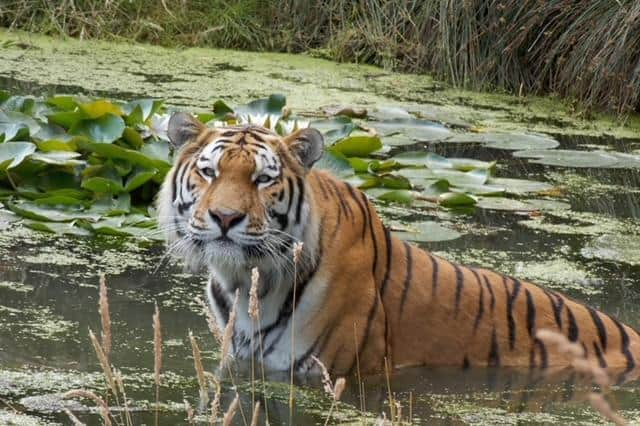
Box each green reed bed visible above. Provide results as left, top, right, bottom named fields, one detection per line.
left=2, top=0, right=639, bottom=113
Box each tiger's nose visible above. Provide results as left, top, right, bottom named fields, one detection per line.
left=208, top=209, right=246, bottom=234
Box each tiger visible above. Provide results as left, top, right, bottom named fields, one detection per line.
left=157, top=112, right=640, bottom=376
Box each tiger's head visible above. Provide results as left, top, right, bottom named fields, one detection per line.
left=157, top=112, right=324, bottom=271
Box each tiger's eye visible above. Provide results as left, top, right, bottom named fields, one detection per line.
left=201, top=167, right=216, bottom=178
left=255, top=174, right=272, bottom=184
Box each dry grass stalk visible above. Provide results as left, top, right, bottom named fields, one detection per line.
left=88, top=329, right=118, bottom=396
left=220, top=289, right=240, bottom=369
left=536, top=329, right=585, bottom=359
left=536, top=329, right=626, bottom=425
left=222, top=393, right=240, bottom=426
left=588, top=393, right=627, bottom=426
left=63, top=390, right=112, bottom=426
left=63, top=408, right=85, bottom=426
left=189, top=331, right=209, bottom=404
left=249, top=267, right=260, bottom=321
left=98, top=274, right=112, bottom=360
left=289, top=242, right=304, bottom=420
left=184, top=399, right=195, bottom=425
left=153, top=302, right=162, bottom=426
left=204, top=372, right=221, bottom=425
left=250, top=401, right=261, bottom=426
left=114, top=370, right=133, bottom=426
left=197, top=296, right=222, bottom=344
left=312, top=355, right=347, bottom=426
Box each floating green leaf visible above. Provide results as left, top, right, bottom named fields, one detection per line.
left=331, top=135, right=382, bottom=157
left=513, top=149, right=619, bottom=168
left=0, top=141, right=36, bottom=170
left=70, top=113, right=126, bottom=143
left=393, top=221, right=461, bottom=242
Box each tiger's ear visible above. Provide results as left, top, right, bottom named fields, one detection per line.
left=167, top=112, right=206, bottom=148
left=284, top=128, right=324, bottom=171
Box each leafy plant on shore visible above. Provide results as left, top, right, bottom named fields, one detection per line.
left=0, top=91, right=566, bottom=241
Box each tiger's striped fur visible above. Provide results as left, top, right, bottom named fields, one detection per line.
left=158, top=113, right=640, bottom=375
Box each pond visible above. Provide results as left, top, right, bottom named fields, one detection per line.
left=1, top=30, right=640, bottom=424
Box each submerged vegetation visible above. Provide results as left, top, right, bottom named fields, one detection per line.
left=2, top=0, right=640, bottom=114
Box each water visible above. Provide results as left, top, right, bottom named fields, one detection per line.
left=1, top=29, right=640, bottom=425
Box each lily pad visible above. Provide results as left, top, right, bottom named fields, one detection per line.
left=393, top=221, right=461, bottom=242
left=0, top=141, right=36, bottom=170
left=331, top=134, right=382, bottom=157
left=69, top=113, right=125, bottom=143
left=369, top=118, right=451, bottom=141
left=513, top=149, right=619, bottom=168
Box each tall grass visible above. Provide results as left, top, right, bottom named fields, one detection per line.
left=2, top=0, right=638, bottom=113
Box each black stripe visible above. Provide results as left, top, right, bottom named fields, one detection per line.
left=530, top=338, right=548, bottom=369
left=316, top=175, right=330, bottom=200
left=285, top=177, right=295, bottom=214
left=345, top=183, right=368, bottom=240
left=488, top=327, right=500, bottom=367
left=566, top=306, right=579, bottom=342
left=587, top=307, right=608, bottom=351
left=379, top=226, right=393, bottom=297
left=295, top=176, right=305, bottom=224
left=471, top=269, right=484, bottom=333
left=481, top=274, right=496, bottom=313
left=611, top=317, right=635, bottom=373
left=462, top=356, right=470, bottom=370
left=171, top=168, right=178, bottom=202
left=525, top=289, right=536, bottom=338
left=429, top=253, right=439, bottom=297
left=293, top=333, right=323, bottom=372
left=399, top=242, right=413, bottom=315
left=366, top=203, right=378, bottom=278
left=327, top=179, right=353, bottom=221
left=504, top=277, right=522, bottom=350
left=453, top=265, right=465, bottom=317
left=208, top=279, right=230, bottom=323
left=544, top=290, right=564, bottom=329
left=353, top=292, right=379, bottom=373
left=176, top=160, right=190, bottom=201
left=593, top=342, right=608, bottom=369
left=262, top=230, right=323, bottom=357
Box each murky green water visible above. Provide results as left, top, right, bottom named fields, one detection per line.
left=2, top=30, right=640, bottom=424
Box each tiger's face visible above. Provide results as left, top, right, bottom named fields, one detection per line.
left=158, top=112, right=323, bottom=270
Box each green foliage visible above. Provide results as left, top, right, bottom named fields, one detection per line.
left=0, top=92, right=563, bottom=241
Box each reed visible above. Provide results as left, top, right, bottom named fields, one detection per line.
left=152, top=302, right=162, bottom=426
left=63, top=390, right=112, bottom=426
left=250, top=401, right=261, bottom=426
left=536, top=328, right=627, bottom=425
left=88, top=328, right=118, bottom=397
left=189, top=330, right=209, bottom=405
left=98, top=274, right=112, bottom=361
left=220, top=289, right=239, bottom=370
left=222, top=393, right=240, bottom=426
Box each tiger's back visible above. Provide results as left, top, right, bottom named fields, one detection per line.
left=301, top=169, right=640, bottom=374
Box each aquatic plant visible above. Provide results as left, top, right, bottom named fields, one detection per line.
left=1, top=91, right=573, bottom=243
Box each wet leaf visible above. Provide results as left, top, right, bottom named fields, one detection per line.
left=486, top=177, right=552, bottom=195
left=513, top=149, right=619, bottom=168
left=393, top=221, right=461, bottom=242
left=370, top=118, right=451, bottom=141
left=30, top=151, right=84, bottom=166
left=439, top=192, right=477, bottom=207
left=0, top=110, right=40, bottom=141
left=0, top=141, right=36, bottom=170
left=70, top=113, right=125, bottom=143
left=124, top=167, right=158, bottom=192
left=79, top=100, right=123, bottom=119
left=331, top=134, right=382, bottom=157
left=377, top=189, right=414, bottom=205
